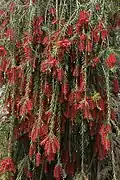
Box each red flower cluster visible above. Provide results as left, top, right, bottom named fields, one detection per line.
left=35, top=152, right=41, bottom=167
left=98, top=124, right=111, bottom=158
left=0, top=45, right=7, bottom=57
left=57, top=39, right=71, bottom=48
left=40, top=135, right=60, bottom=161
left=106, top=53, right=116, bottom=68
left=0, top=157, right=16, bottom=174
left=20, top=99, right=33, bottom=115
left=54, top=164, right=63, bottom=180
left=0, top=2, right=118, bottom=179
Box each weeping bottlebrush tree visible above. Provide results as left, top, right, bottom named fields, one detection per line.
left=0, top=0, right=120, bottom=180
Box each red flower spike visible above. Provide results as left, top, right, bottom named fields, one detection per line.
left=52, top=19, right=58, bottom=25
left=39, top=124, right=48, bottom=137
left=78, top=10, right=89, bottom=26
left=40, top=135, right=60, bottom=156
left=78, top=41, right=85, bottom=52
left=92, top=29, right=100, bottom=43
left=25, top=99, right=33, bottom=112
left=0, top=19, right=9, bottom=30
left=4, top=28, right=14, bottom=41
left=57, top=68, right=64, bottom=82
left=67, top=25, right=73, bottom=36
left=31, top=127, right=39, bottom=142
left=43, top=82, right=52, bottom=97
left=101, top=29, right=108, bottom=40
left=96, top=4, right=101, bottom=11
left=0, top=10, right=6, bottom=16
left=61, top=82, right=69, bottom=96
left=57, top=39, right=71, bottom=48
left=97, top=98, right=105, bottom=111
left=23, top=45, right=32, bottom=60
left=54, top=164, right=63, bottom=179
left=97, top=21, right=103, bottom=31
left=106, top=53, right=116, bottom=69
left=9, top=2, right=16, bottom=13
left=27, top=171, right=33, bottom=178
left=47, top=153, right=55, bottom=162
left=0, top=157, right=16, bottom=174
left=29, top=143, right=36, bottom=158
left=36, top=152, right=41, bottom=167
left=111, top=110, right=116, bottom=121
left=0, top=45, right=7, bottom=57
left=73, top=66, right=80, bottom=77
left=7, top=67, right=17, bottom=85
left=40, top=61, right=48, bottom=72
left=80, top=33, right=86, bottom=41
left=86, top=40, right=92, bottom=52
left=49, top=8, right=56, bottom=16
left=105, top=124, right=111, bottom=133
left=92, top=57, right=100, bottom=67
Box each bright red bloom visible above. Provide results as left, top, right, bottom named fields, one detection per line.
left=95, top=4, right=101, bottom=11
left=20, top=99, right=33, bottom=115
left=46, top=153, right=55, bottom=162
left=80, top=10, right=89, bottom=22
left=49, top=8, right=56, bottom=16
left=57, top=39, right=71, bottom=48
left=41, top=58, right=58, bottom=72
left=73, top=66, right=80, bottom=77
left=29, top=143, right=36, bottom=158
left=106, top=53, right=116, bottom=68
left=97, top=21, right=103, bottom=31
left=99, top=124, right=111, bottom=135
left=78, top=41, right=85, bottom=52
left=23, top=45, right=32, bottom=60
left=9, top=2, right=16, bottom=13
left=0, top=157, right=16, bottom=174
left=43, top=82, right=52, bottom=97
left=6, top=67, right=17, bottom=84
left=86, top=40, right=92, bottom=52
left=39, top=124, right=48, bottom=137
left=80, top=33, right=86, bottom=41
left=77, top=10, right=89, bottom=27
left=25, top=99, right=33, bottom=111
left=61, top=81, right=69, bottom=96
left=33, top=16, right=43, bottom=27
left=0, top=45, right=7, bottom=57
left=111, top=110, right=116, bottom=121
left=52, top=19, right=58, bottom=25
left=40, top=135, right=60, bottom=156
left=0, top=19, right=9, bottom=30
left=78, top=100, right=92, bottom=119
left=101, top=29, right=108, bottom=40
left=92, top=57, right=100, bottom=67
left=31, top=127, right=39, bottom=142
left=27, top=171, right=33, bottom=178
left=57, top=68, right=64, bottom=82
left=0, top=10, right=6, bottom=16
left=79, top=73, right=85, bottom=92
left=4, top=28, right=14, bottom=41
left=36, top=152, right=41, bottom=167
left=97, top=98, right=105, bottom=111
left=54, top=164, right=63, bottom=180
left=91, top=29, right=100, bottom=43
